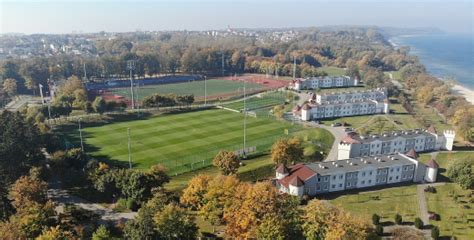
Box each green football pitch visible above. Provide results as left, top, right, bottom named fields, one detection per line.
left=75, top=109, right=297, bottom=174
left=108, top=79, right=262, bottom=100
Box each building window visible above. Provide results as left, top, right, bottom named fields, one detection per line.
left=333, top=176, right=336, bottom=180
left=318, top=177, right=321, bottom=182
left=324, top=177, right=329, bottom=182
left=390, top=169, right=394, bottom=173
left=362, top=172, right=366, bottom=177
left=339, top=184, right=343, bottom=188
left=317, top=186, right=321, bottom=191
left=339, top=175, right=343, bottom=179
left=397, top=168, right=400, bottom=172
left=332, top=184, right=335, bottom=189
left=396, top=176, right=399, bottom=180
left=347, top=182, right=351, bottom=187
left=389, top=177, right=393, bottom=181
left=370, top=171, right=373, bottom=175
left=368, top=180, right=372, bottom=184
left=382, top=178, right=386, bottom=181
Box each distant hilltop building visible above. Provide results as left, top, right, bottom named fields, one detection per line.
left=275, top=153, right=439, bottom=197
left=293, top=88, right=389, bottom=121
left=338, top=127, right=455, bottom=160
left=290, top=76, right=359, bottom=90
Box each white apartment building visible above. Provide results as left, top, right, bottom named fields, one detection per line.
left=297, top=99, right=389, bottom=121
left=275, top=153, right=438, bottom=197
left=291, top=76, right=359, bottom=90
left=315, top=88, right=387, bottom=104
left=337, top=127, right=455, bottom=160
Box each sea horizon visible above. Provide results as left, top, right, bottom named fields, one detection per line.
left=390, top=32, right=474, bottom=91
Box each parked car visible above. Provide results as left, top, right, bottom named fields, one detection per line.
left=344, top=127, right=354, bottom=132
left=331, top=122, right=342, bottom=127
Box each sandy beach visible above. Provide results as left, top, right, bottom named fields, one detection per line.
left=451, top=84, right=474, bottom=104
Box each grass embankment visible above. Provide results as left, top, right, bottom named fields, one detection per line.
left=316, top=66, right=346, bottom=76
left=419, top=152, right=474, bottom=240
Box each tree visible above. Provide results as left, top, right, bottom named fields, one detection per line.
left=414, top=217, right=423, bottom=229
left=153, top=204, right=198, bottom=240
left=124, top=206, right=158, bottom=240
left=200, top=175, right=241, bottom=226
left=2, top=78, right=17, bottom=96
left=36, top=226, right=74, bottom=240
left=0, top=111, right=43, bottom=217
left=271, top=137, right=304, bottom=166
left=447, top=159, right=473, bottom=190
left=180, top=174, right=212, bottom=210
left=372, top=214, right=380, bottom=225
left=9, top=175, right=48, bottom=209
left=416, top=86, right=434, bottom=105
left=212, top=150, right=240, bottom=175
left=375, top=225, right=383, bottom=236
left=92, top=225, right=112, bottom=240
left=302, top=200, right=370, bottom=240
left=431, top=226, right=439, bottom=240
left=394, top=213, right=402, bottom=225
left=92, top=96, right=107, bottom=114
left=256, top=214, right=287, bottom=240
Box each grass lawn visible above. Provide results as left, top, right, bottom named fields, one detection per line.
left=426, top=183, right=474, bottom=239
left=384, top=70, right=402, bottom=80
left=221, top=91, right=287, bottom=111
left=320, top=98, right=422, bottom=134
left=419, top=151, right=474, bottom=239
left=329, top=185, right=420, bottom=222
left=316, top=66, right=346, bottom=76
left=74, top=109, right=298, bottom=174
left=109, top=79, right=262, bottom=100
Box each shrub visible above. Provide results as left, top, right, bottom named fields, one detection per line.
left=127, top=198, right=139, bottom=211
left=115, top=198, right=128, bottom=212
left=431, top=226, right=439, bottom=239
left=372, top=214, right=380, bottom=225
left=375, top=225, right=383, bottom=235
left=394, top=214, right=402, bottom=225
left=414, top=217, right=423, bottom=229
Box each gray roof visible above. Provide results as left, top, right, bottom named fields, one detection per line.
left=306, top=153, right=418, bottom=175
left=307, top=99, right=379, bottom=107
left=344, top=129, right=436, bottom=144
left=319, top=88, right=386, bottom=96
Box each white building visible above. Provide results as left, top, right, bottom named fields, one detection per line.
left=275, top=153, right=437, bottom=197
left=297, top=99, right=389, bottom=121
left=291, top=76, right=359, bottom=90
left=337, top=127, right=455, bottom=160
left=315, top=88, right=387, bottom=104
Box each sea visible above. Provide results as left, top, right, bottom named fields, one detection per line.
left=390, top=33, right=474, bottom=90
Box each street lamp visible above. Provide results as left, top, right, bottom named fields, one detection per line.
left=78, top=117, right=84, bottom=152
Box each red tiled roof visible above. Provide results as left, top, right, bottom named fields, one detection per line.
left=276, top=164, right=289, bottom=174
left=278, top=164, right=316, bottom=188
left=405, top=149, right=418, bottom=159
left=302, top=104, right=312, bottom=110
left=292, top=105, right=301, bottom=112
left=341, top=135, right=360, bottom=144
left=289, top=176, right=304, bottom=187
left=427, top=126, right=438, bottom=134
left=426, top=159, right=439, bottom=168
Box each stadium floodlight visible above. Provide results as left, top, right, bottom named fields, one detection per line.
left=204, top=75, right=207, bottom=106
left=127, top=60, right=136, bottom=109
left=293, top=56, right=296, bottom=80
left=127, top=127, right=132, bottom=169
left=78, top=117, right=84, bottom=152
left=243, top=78, right=247, bottom=158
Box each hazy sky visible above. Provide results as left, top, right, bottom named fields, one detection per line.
left=1, top=0, right=473, bottom=34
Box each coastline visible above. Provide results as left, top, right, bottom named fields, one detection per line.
left=451, top=84, right=474, bottom=105
left=389, top=36, right=474, bottom=105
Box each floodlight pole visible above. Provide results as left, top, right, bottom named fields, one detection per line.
left=243, top=78, right=247, bottom=158
left=293, top=56, right=296, bottom=80
left=204, top=76, right=207, bottom=105
left=221, top=52, right=225, bottom=77
left=127, top=127, right=132, bottom=169
left=127, top=60, right=136, bottom=110
left=78, top=118, right=84, bottom=152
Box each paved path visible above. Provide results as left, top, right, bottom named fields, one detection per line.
left=47, top=181, right=137, bottom=223
left=416, top=182, right=446, bottom=224
left=301, top=121, right=346, bottom=161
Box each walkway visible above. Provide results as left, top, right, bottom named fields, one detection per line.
left=416, top=182, right=446, bottom=224
left=47, top=181, right=137, bottom=223
left=302, top=121, right=346, bottom=161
